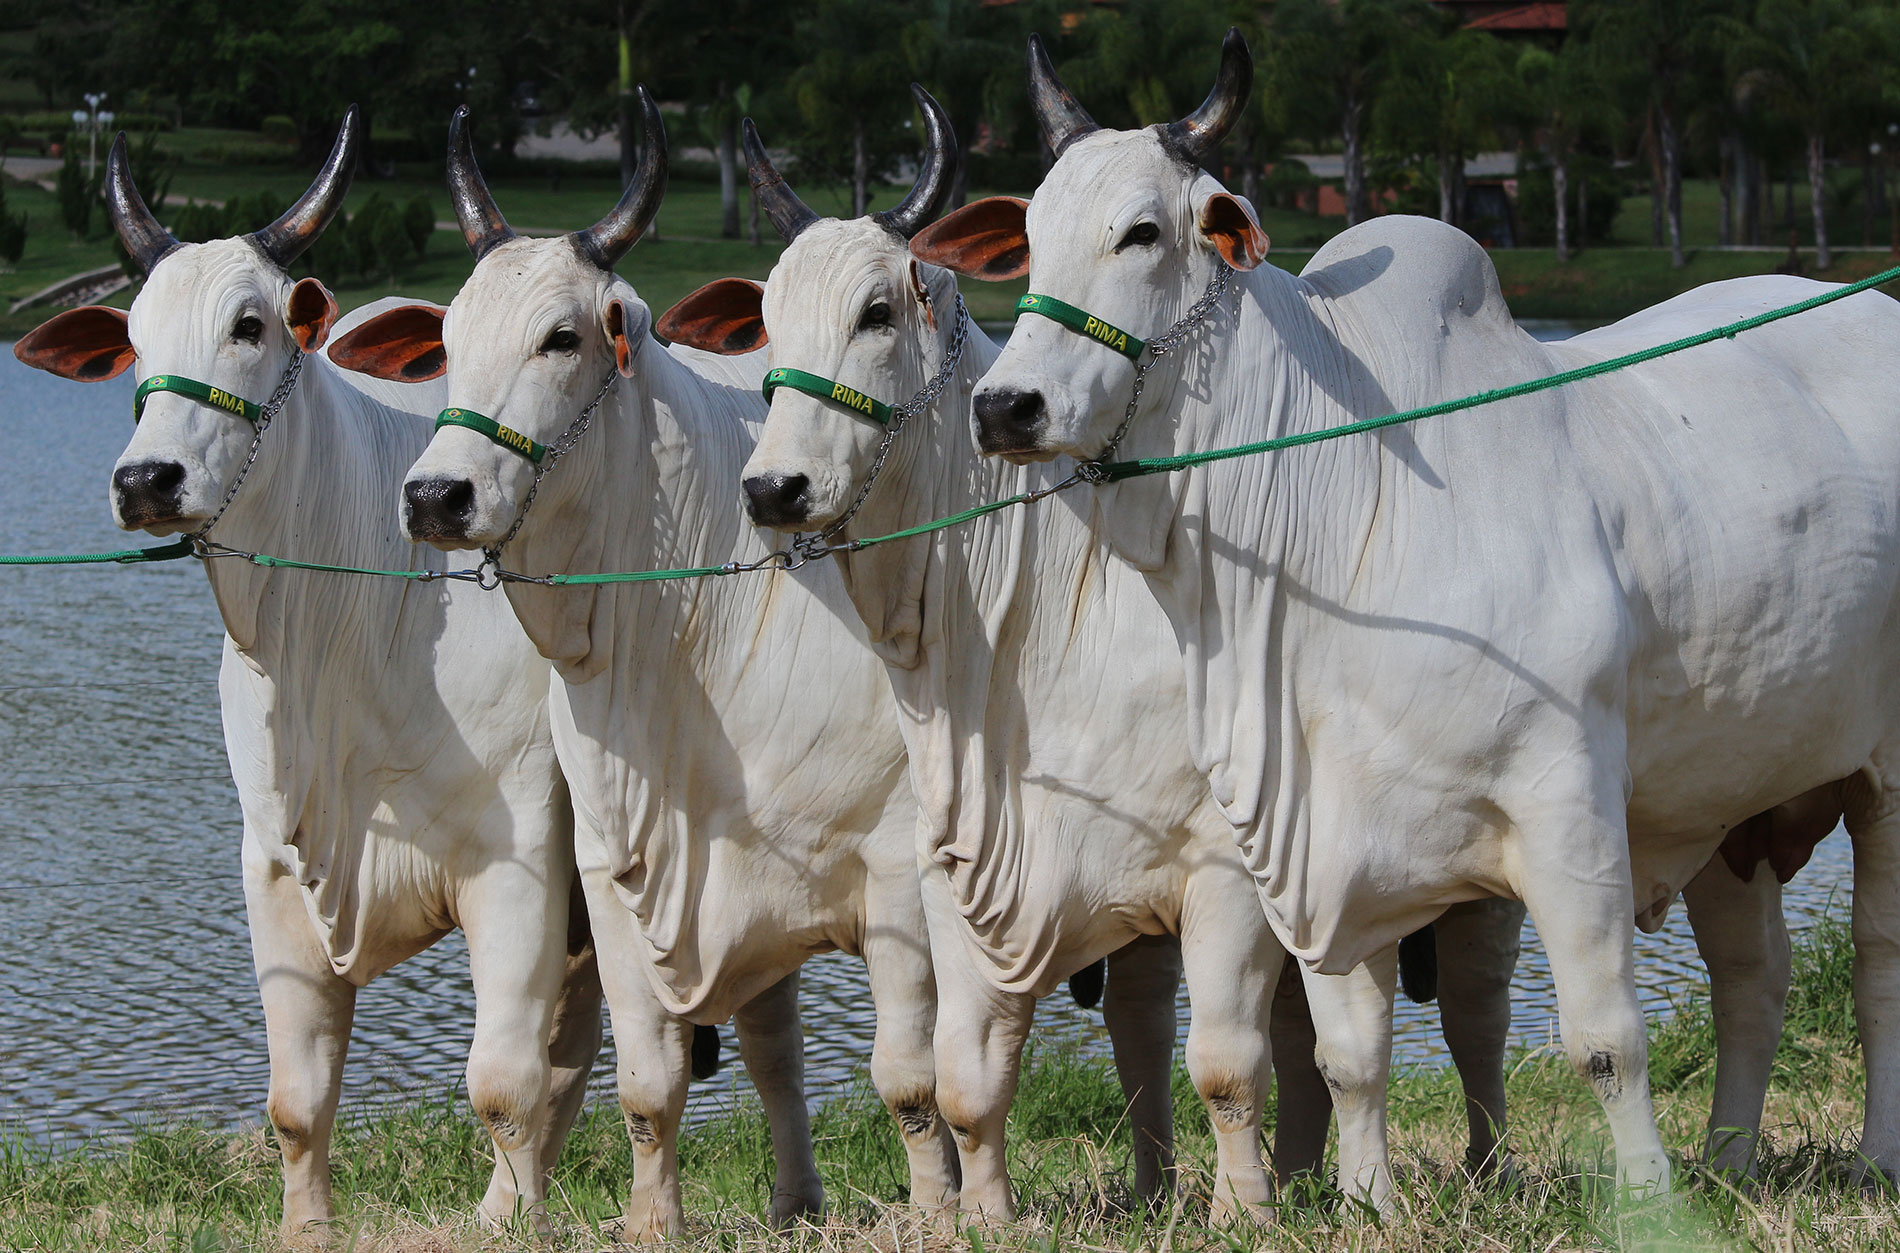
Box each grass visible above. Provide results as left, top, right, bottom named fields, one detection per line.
left=3, top=910, right=1893, bottom=1251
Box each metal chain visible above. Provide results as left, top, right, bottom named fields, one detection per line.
left=791, top=294, right=971, bottom=562
left=478, top=356, right=627, bottom=587
left=1074, top=262, right=1233, bottom=482
left=185, top=348, right=305, bottom=550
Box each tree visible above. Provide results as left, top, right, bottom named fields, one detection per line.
left=1575, top=0, right=1728, bottom=269
left=0, top=179, right=27, bottom=269
left=1515, top=41, right=1617, bottom=260
left=1724, top=0, right=1896, bottom=270
left=1266, top=0, right=1436, bottom=226
left=1373, top=23, right=1516, bottom=226
left=788, top=0, right=921, bottom=217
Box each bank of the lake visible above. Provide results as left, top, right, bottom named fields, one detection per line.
left=2, top=913, right=1886, bottom=1252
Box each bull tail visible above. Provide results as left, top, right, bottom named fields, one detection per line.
left=1068, top=957, right=1107, bottom=1010
left=691, top=1023, right=722, bottom=1080
left=1398, top=924, right=1439, bottom=1004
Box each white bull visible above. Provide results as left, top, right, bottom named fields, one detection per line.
left=327, top=98, right=961, bottom=1238
left=12, top=117, right=609, bottom=1234
left=957, top=30, right=1900, bottom=1191
left=659, top=91, right=1527, bottom=1215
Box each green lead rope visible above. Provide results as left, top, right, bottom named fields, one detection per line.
left=133, top=375, right=264, bottom=425
left=435, top=408, right=548, bottom=464
left=8, top=262, right=1900, bottom=579
left=1015, top=293, right=1146, bottom=361
left=762, top=367, right=895, bottom=426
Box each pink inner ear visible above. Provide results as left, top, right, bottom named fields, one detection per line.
left=287, top=279, right=339, bottom=352
left=326, top=304, right=447, bottom=382
left=656, top=279, right=767, bottom=355
left=1199, top=194, right=1270, bottom=271
left=13, top=305, right=136, bottom=381
left=909, top=197, right=1030, bottom=281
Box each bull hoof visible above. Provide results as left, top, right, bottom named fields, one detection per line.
left=1851, top=1155, right=1899, bottom=1196
left=769, top=1185, right=824, bottom=1228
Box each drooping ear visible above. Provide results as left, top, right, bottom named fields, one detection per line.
left=656, top=278, right=766, bottom=355
left=1197, top=191, right=1270, bottom=271
left=285, top=277, right=340, bottom=352
left=604, top=296, right=652, bottom=375
left=908, top=197, right=1029, bottom=280
left=13, top=306, right=135, bottom=380
left=326, top=303, right=448, bottom=382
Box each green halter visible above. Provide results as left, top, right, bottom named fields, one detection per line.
left=1014, top=293, right=1146, bottom=361
left=133, top=374, right=264, bottom=424
left=434, top=408, right=548, bottom=464
left=761, top=367, right=895, bottom=426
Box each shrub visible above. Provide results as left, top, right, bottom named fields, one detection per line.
left=166, top=200, right=225, bottom=243
left=401, top=194, right=434, bottom=257
left=222, top=189, right=290, bottom=236
left=351, top=193, right=412, bottom=279
left=259, top=115, right=298, bottom=145
left=0, top=178, right=27, bottom=266
left=55, top=146, right=95, bottom=238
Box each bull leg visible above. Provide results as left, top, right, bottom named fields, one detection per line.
left=1518, top=809, right=1671, bottom=1195
left=923, top=875, right=1032, bottom=1223
left=730, top=970, right=825, bottom=1224
left=1179, top=875, right=1279, bottom=1224
left=538, top=873, right=604, bottom=1192
left=1101, top=934, right=1183, bottom=1204
left=1434, top=897, right=1525, bottom=1179
left=860, top=881, right=960, bottom=1213
left=1268, top=960, right=1332, bottom=1187
left=580, top=865, right=692, bottom=1241
left=1682, top=855, right=1787, bottom=1177
left=1847, top=792, right=1900, bottom=1186
left=1301, top=954, right=1397, bottom=1214
left=246, top=857, right=356, bottom=1241
left=461, top=864, right=567, bottom=1229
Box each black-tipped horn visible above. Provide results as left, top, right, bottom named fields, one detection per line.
left=1027, top=33, right=1098, bottom=158
left=873, top=83, right=958, bottom=240
left=1159, top=28, right=1252, bottom=169
left=572, top=85, right=668, bottom=270
left=105, top=132, right=179, bottom=276
left=743, top=119, right=820, bottom=244
left=447, top=106, right=516, bottom=261
left=250, top=105, right=360, bottom=268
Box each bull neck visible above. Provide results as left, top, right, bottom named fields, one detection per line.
left=195, top=353, right=456, bottom=667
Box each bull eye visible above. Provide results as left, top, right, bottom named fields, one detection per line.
left=1115, top=222, right=1161, bottom=252
left=233, top=315, right=264, bottom=344
left=855, top=301, right=893, bottom=334
left=539, top=328, right=581, bottom=354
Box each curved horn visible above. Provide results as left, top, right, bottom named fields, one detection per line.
left=743, top=118, right=820, bottom=244
left=1027, top=33, right=1098, bottom=157
left=105, top=132, right=179, bottom=275
left=572, top=84, right=669, bottom=270
left=873, top=83, right=958, bottom=239
left=1159, top=28, right=1253, bottom=169
left=250, top=105, right=360, bottom=268
left=447, top=106, right=517, bottom=261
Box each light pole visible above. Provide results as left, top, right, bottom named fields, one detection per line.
left=71, top=93, right=113, bottom=180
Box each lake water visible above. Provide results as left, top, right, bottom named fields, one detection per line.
left=0, top=327, right=1852, bottom=1145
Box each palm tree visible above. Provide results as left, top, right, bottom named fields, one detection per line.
left=1515, top=42, right=1617, bottom=262
left=1266, top=0, right=1436, bottom=226
left=1375, top=24, right=1517, bottom=225
left=1724, top=0, right=1896, bottom=270
left=1576, top=0, right=1727, bottom=269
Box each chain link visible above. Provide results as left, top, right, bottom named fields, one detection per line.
left=1074, top=262, right=1233, bottom=482
left=791, top=294, right=971, bottom=562
left=479, top=355, right=628, bottom=581
left=184, top=348, right=305, bottom=551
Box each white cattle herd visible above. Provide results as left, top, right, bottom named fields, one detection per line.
left=13, top=27, right=1900, bottom=1240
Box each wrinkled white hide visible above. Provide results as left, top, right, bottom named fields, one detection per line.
left=26, top=241, right=600, bottom=1235
left=732, top=216, right=1522, bottom=1213
left=387, top=236, right=959, bottom=1233
left=975, top=125, right=1900, bottom=1191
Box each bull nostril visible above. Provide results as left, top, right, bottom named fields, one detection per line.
left=742, top=473, right=811, bottom=528
left=112, top=461, right=188, bottom=522
left=403, top=477, right=476, bottom=539
left=972, top=388, right=1047, bottom=449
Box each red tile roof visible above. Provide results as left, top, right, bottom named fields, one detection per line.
left=1463, top=2, right=1567, bottom=30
